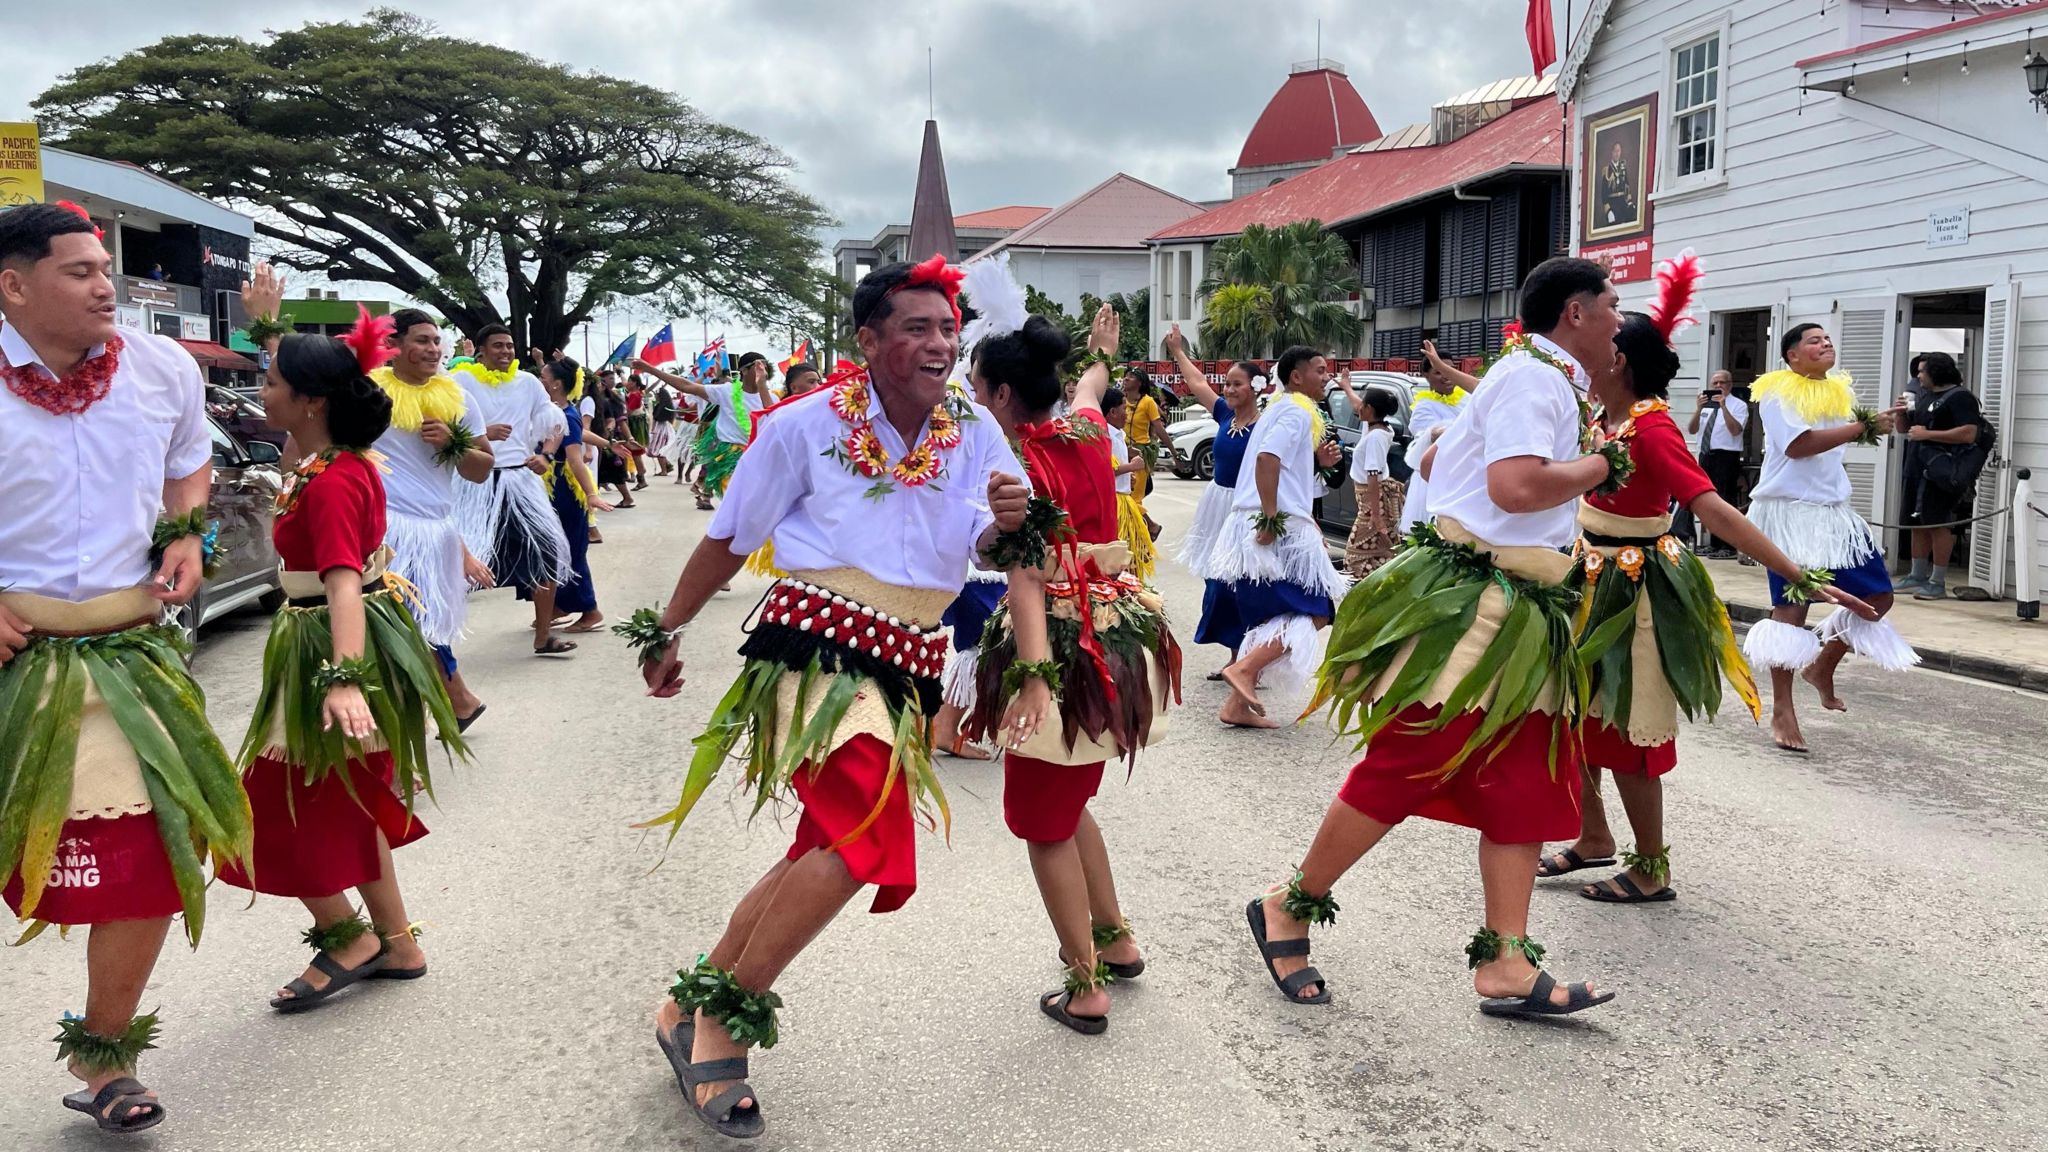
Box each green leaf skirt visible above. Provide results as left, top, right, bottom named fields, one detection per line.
left=238, top=590, right=467, bottom=813
left=0, top=625, right=251, bottom=945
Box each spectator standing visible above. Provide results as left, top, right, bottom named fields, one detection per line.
left=1895, top=351, right=1983, bottom=600
left=1684, top=370, right=1748, bottom=557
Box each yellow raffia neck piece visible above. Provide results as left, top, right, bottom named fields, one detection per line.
left=1752, top=369, right=1856, bottom=426
left=371, top=367, right=465, bottom=434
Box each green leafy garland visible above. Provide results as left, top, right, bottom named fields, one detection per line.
left=1064, top=349, right=1127, bottom=386
left=671, top=957, right=783, bottom=1049
left=1063, top=958, right=1116, bottom=994
left=1465, top=927, right=1546, bottom=969
left=433, top=419, right=480, bottom=467
left=1281, top=871, right=1339, bottom=926
left=310, top=656, right=378, bottom=692
left=244, top=313, right=294, bottom=345
left=984, top=495, right=1072, bottom=572
left=150, top=507, right=224, bottom=579
left=1779, top=568, right=1837, bottom=605
left=302, top=912, right=372, bottom=955
left=613, top=606, right=684, bottom=666
left=1092, top=919, right=1133, bottom=949
left=1849, top=405, right=1886, bottom=447
left=53, top=1013, right=161, bottom=1076
left=1621, top=844, right=1671, bottom=886
left=1591, top=439, right=1636, bottom=497
left=1000, top=659, right=1062, bottom=699
left=1250, top=510, right=1291, bottom=537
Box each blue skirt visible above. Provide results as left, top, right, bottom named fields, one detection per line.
left=1194, top=579, right=1245, bottom=651
left=943, top=580, right=1006, bottom=652
left=521, top=467, right=595, bottom=613
left=1768, top=546, right=1891, bottom=607
left=1231, top=578, right=1335, bottom=633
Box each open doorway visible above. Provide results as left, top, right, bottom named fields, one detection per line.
left=1710, top=307, right=1773, bottom=509
left=1893, top=289, right=1987, bottom=588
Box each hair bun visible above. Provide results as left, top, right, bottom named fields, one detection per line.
left=1019, top=315, right=1072, bottom=372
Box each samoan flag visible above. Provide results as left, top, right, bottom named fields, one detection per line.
left=641, top=323, right=678, bottom=366
left=603, top=331, right=639, bottom=367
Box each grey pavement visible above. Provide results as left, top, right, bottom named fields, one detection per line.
left=2, top=474, right=2044, bottom=1152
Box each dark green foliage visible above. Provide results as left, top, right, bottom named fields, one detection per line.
left=53, top=1013, right=161, bottom=1076
left=671, top=958, right=784, bottom=1049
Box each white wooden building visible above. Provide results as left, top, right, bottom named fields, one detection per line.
left=1564, top=0, right=2047, bottom=600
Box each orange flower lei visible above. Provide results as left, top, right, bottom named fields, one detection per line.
left=824, top=371, right=971, bottom=497
left=275, top=450, right=338, bottom=517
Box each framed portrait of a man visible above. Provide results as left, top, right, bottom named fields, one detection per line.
left=1582, top=96, right=1655, bottom=245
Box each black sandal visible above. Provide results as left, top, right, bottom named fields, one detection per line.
left=657, top=1020, right=765, bottom=1139
left=61, top=1076, right=165, bottom=1132
left=269, top=948, right=386, bottom=1013
left=1056, top=950, right=1145, bottom=981
left=1244, top=897, right=1330, bottom=1005
left=1478, top=970, right=1615, bottom=1018
left=456, top=703, right=487, bottom=734
left=1038, top=989, right=1109, bottom=1036
left=1581, top=873, right=1676, bottom=904
left=1535, top=847, right=1616, bottom=878
left=533, top=637, right=577, bottom=656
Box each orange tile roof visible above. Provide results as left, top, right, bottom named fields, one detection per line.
left=954, top=206, right=1050, bottom=230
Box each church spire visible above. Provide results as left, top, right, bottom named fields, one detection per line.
left=907, top=118, right=958, bottom=265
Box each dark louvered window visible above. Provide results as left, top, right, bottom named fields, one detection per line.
left=1485, top=188, right=1521, bottom=293
left=1373, top=217, right=1426, bottom=309
left=1373, top=326, right=1424, bottom=360
left=1439, top=201, right=1488, bottom=298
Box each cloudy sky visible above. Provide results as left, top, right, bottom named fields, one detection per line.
left=3, top=0, right=1562, bottom=356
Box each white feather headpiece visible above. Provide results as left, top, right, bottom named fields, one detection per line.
left=958, top=251, right=1029, bottom=354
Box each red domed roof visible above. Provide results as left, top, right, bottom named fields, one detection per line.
left=1235, top=64, right=1383, bottom=170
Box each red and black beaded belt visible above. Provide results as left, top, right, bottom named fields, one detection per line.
left=738, top=578, right=949, bottom=714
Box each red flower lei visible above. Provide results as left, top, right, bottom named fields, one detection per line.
left=824, top=371, right=967, bottom=496
left=0, top=333, right=123, bottom=416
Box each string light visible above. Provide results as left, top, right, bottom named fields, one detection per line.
left=1903, top=51, right=1912, bottom=85
left=1961, top=41, right=1970, bottom=76
left=1847, top=63, right=1857, bottom=96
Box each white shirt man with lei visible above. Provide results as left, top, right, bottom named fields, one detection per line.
left=632, top=258, right=1029, bottom=1138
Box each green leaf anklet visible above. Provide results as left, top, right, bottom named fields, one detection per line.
left=53, top=1013, right=161, bottom=1076
left=1063, top=958, right=1116, bottom=995
left=1091, top=920, right=1133, bottom=950
left=1621, top=845, right=1671, bottom=887
left=670, top=957, right=784, bottom=1050
left=301, top=912, right=372, bottom=955
left=1281, top=871, right=1339, bottom=927
left=1465, top=927, right=1546, bottom=970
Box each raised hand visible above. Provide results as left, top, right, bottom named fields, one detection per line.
left=240, top=263, right=286, bottom=322
left=1165, top=324, right=1186, bottom=356
left=1089, top=301, right=1120, bottom=356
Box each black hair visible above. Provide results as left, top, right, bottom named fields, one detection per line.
left=474, top=322, right=514, bottom=347
left=1920, top=351, right=1963, bottom=387
left=1275, top=345, right=1321, bottom=388
left=1908, top=353, right=1927, bottom=376
left=387, top=308, right=436, bottom=340
left=0, top=202, right=99, bottom=268
left=1518, top=256, right=1611, bottom=332
left=736, top=351, right=768, bottom=371
left=1780, top=322, right=1825, bottom=362
left=1229, top=359, right=1265, bottom=383
left=974, top=314, right=1071, bottom=413
left=543, top=354, right=583, bottom=395
left=1102, top=387, right=1127, bottom=415
left=1362, top=387, right=1400, bottom=422
left=783, top=361, right=818, bottom=383
left=1123, top=366, right=1153, bottom=398
left=1613, top=313, right=1681, bottom=400
left=852, top=261, right=952, bottom=331
left=273, top=334, right=394, bottom=450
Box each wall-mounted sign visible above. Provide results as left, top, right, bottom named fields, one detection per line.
left=1927, top=206, right=1969, bottom=250
left=125, top=279, right=180, bottom=307
left=150, top=309, right=209, bottom=340
left=1578, top=93, right=1659, bottom=283
left=180, top=314, right=212, bottom=341
left=115, top=304, right=144, bottom=331
left=0, top=122, right=42, bottom=207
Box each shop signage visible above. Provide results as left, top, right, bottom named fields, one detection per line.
left=115, top=304, right=144, bottom=331
left=150, top=309, right=208, bottom=340
left=1927, top=206, right=1970, bottom=250
left=0, top=122, right=41, bottom=207
left=126, top=279, right=180, bottom=307
left=201, top=244, right=252, bottom=276
left=180, top=315, right=212, bottom=341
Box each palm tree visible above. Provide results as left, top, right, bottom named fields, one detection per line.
left=1200, top=284, right=1277, bottom=360
left=1198, top=220, right=1362, bottom=358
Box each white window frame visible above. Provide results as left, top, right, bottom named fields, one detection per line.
left=1656, top=12, right=1732, bottom=199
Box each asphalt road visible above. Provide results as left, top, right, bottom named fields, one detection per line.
left=2, top=475, right=2043, bottom=1152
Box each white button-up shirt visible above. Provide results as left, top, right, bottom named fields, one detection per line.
left=454, top=367, right=565, bottom=468
left=0, top=325, right=212, bottom=602
left=1427, top=334, right=1590, bottom=549
left=708, top=387, right=1022, bottom=592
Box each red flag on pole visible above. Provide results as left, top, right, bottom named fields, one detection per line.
left=1526, top=0, right=1558, bottom=75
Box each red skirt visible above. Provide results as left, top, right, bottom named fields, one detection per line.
left=3, top=812, right=184, bottom=924
left=215, top=752, right=428, bottom=899
left=1001, top=754, right=1106, bottom=843
left=784, top=734, right=917, bottom=914
left=1581, top=721, right=1677, bottom=778
left=1337, top=704, right=1582, bottom=844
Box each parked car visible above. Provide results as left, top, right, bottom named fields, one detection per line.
left=169, top=417, right=287, bottom=649
left=1316, top=373, right=1422, bottom=538
left=206, top=384, right=286, bottom=449
left=1166, top=372, right=1422, bottom=488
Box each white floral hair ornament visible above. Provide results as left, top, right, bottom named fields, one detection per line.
left=958, top=251, right=1029, bottom=355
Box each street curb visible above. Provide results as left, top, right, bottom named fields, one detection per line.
left=1722, top=599, right=2048, bottom=693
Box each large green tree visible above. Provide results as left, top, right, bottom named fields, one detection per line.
left=1198, top=220, right=1361, bottom=358
left=33, top=10, right=834, bottom=352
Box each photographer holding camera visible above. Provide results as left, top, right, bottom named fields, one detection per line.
left=1684, top=369, right=1748, bottom=558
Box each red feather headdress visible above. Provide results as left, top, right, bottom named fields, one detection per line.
left=885, top=252, right=967, bottom=326
left=1644, top=250, right=1702, bottom=343
left=340, top=304, right=396, bottom=374
left=53, top=200, right=106, bottom=243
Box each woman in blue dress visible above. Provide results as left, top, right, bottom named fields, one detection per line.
left=535, top=356, right=604, bottom=631
left=1165, top=324, right=1264, bottom=678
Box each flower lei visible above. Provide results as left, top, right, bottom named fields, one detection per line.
left=0, top=334, right=122, bottom=416
left=451, top=361, right=520, bottom=388
left=820, top=370, right=972, bottom=500
left=274, top=448, right=369, bottom=517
